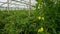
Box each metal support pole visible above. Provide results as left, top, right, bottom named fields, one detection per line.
left=29, top=0, right=31, bottom=17
left=7, top=0, right=9, bottom=12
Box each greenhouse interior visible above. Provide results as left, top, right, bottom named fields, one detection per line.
left=0, top=0, right=60, bottom=34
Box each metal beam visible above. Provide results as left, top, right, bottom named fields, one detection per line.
left=28, top=0, right=31, bottom=17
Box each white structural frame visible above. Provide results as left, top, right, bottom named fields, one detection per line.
left=0, top=0, right=32, bottom=16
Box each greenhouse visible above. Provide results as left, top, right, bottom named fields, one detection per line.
left=0, top=0, right=60, bottom=34
left=0, top=0, right=36, bottom=10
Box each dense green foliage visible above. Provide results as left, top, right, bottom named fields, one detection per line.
left=0, top=0, right=60, bottom=34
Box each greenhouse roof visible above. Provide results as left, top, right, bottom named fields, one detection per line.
left=0, top=0, right=37, bottom=9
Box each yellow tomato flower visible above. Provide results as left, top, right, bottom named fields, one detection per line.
left=42, top=17, right=44, bottom=21
left=38, top=16, right=41, bottom=20
left=38, top=16, right=44, bottom=20
left=38, top=27, right=44, bottom=32
left=38, top=2, right=42, bottom=6
left=39, top=4, right=41, bottom=6
left=39, top=3, right=42, bottom=6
